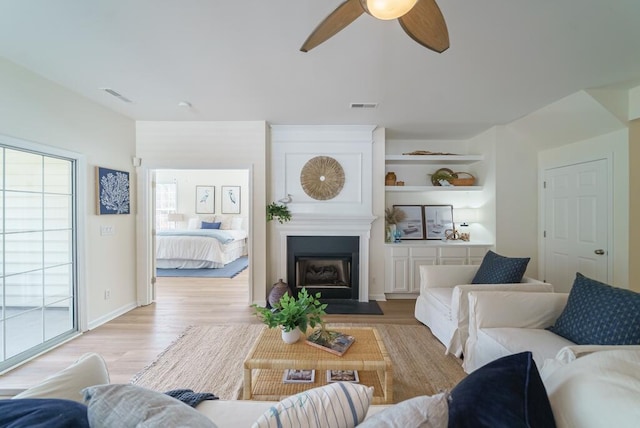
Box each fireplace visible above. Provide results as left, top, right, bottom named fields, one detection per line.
left=287, top=236, right=359, bottom=300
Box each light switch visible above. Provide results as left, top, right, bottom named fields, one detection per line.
left=100, top=225, right=115, bottom=236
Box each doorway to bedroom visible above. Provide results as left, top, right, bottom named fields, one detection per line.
left=152, top=169, right=250, bottom=297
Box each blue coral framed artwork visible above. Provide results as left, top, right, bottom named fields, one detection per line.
left=96, top=166, right=130, bottom=215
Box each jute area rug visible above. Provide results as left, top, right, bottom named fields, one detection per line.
left=131, top=323, right=466, bottom=403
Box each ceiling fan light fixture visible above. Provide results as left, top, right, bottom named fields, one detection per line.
left=360, top=0, right=418, bottom=20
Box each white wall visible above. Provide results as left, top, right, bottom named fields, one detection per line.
left=156, top=169, right=249, bottom=229
left=135, top=121, right=268, bottom=304
left=0, top=57, right=137, bottom=328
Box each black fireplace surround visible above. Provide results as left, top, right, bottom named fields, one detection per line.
left=287, top=235, right=359, bottom=300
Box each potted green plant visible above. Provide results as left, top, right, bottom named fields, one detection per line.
left=252, top=288, right=327, bottom=344
left=267, top=202, right=292, bottom=224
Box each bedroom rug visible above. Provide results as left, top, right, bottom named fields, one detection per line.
left=130, top=323, right=465, bottom=403
left=156, top=256, right=248, bottom=278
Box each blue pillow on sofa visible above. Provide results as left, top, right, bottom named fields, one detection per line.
left=448, top=351, right=556, bottom=428
left=201, top=221, right=221, bottom=229
left=548, top=272, right=640, bottom=345
left=471, top=250, right=530, bottom=284
left=0, top=398, right=89, bottom=428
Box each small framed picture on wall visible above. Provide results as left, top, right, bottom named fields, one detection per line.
left=195, top=185, right=215, bottom=214
left=96, top=166, right=130, bottom=215
left=221, top=185, right=241, bottom=214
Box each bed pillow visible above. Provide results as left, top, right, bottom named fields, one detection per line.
left=448, top=351, right=556, bottom=428
left=215, top=215, right=233, bottom=230
left=13, top=353, right=110, bottom=403
left=471, top=250, right=530, bottom=284
left=0, top=398, right=90, bottom=428
left=82, top=384, right=217, bottom=428
left=187, top=218, right=201, bottom=230
left=201, top=221, right=221, bottom=229
left=252, top=382, right=373, bottom=428
left=547, top=273, right=640, bottom=345
left=231, top=217, right=243, bottom=230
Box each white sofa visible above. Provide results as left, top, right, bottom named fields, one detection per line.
left=464, top=290, right=640, bottom=374
left=414, top=265, right=553, bottom=357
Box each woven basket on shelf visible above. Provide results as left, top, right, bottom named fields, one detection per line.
left=449, top=172, right=476, bottom=186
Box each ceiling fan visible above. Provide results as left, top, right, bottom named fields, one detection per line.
left=300, top=0, right=449, bottom=53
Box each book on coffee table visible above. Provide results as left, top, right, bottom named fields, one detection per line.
left=282, top=369, right=315, bottom=383
left=327, top=370, right=359, bottom=383
left=305, top=329, right=355, bottom=357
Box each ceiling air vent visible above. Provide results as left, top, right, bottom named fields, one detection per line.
left=350, top=102, right=378, bottom=109
left=100, top=88, right=132, bottom=103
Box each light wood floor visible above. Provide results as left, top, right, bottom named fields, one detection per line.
left=0, top=270, right=419, bottom=390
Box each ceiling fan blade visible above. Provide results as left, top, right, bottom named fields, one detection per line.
left=300, top=0, right=365, bottom=52
left=398, top=0, right=449, bottom=53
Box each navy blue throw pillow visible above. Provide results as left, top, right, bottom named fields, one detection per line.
left=448, top=352, right=556, bottom=428
left=548, top=272, right=640, bottom=345
left=471, top=250, right=530, bottom=284
left=0, top=398, right=89, bottom=428
left=201, top=221, right=221, bottom=229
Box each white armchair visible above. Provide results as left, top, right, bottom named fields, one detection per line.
left=414, top=265, right=553, bottom=357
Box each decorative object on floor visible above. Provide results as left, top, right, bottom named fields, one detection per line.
left=268, top=279, right=293, bottom=308
left=300, top=0, right=448, bottom=54
left=424, top=204, right=454, bottom=240
left=96, top=166, right=130, bottom=215
left=155, top=256, right=248, bottom=278
left=221, top=185, right=241, bottom=214
left=393, top=205, right=425, bottom=240
left=131, top=323, right=465, bottom=402
left=252, top=288, right=327, bottom=344
left=195, top=185, right=215, bottom=214
left=266, top=202, right=291, bottom=223
left=300, top=156, right=345, bottom=200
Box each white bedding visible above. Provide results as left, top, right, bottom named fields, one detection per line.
left=156, top=229, right=247, bottom=269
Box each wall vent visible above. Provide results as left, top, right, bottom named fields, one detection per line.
left=100, top=88, right=132, bottom=103
left=350, top=102, right=378, bottom=109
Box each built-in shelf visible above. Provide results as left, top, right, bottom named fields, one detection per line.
left=385, top=185, right=483, bottom=192
left=385, top=154, right=484, bottom=165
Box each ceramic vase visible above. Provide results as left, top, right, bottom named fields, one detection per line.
left=268, top=279, right=292, bottom=308
left=281, top=328, right=301, bottom=344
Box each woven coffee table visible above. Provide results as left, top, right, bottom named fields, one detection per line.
left=243, top=326, right=393, bottom=404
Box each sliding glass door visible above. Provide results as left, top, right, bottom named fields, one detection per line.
left=0, top=144, right=79, bottom=372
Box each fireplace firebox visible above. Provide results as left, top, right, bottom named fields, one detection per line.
left=287, top=236, right=359, bottom=299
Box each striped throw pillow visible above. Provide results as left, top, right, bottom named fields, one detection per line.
left=252, top=382, right=373, bottom=428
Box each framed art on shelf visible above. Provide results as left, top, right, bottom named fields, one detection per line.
left=393, top=205, right=425, bottom=240
left=96, top=166, right=130, bottom=215
left=221, top=185, right=241, bottom=214
left=195, top=186, right=215, bottom=214
left=424, top=205, right=454, bottom=240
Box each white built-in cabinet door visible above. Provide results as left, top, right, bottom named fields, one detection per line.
left=385, top=244, right=490, bottom=295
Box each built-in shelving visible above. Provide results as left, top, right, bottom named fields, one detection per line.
left=385, top=185, right=483, bottom=192
left=385, top=154, right=484, bottom=165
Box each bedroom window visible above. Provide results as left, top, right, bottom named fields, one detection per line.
left=0, top=144, right=79, bottom=372
left=156, top=182, right=178, bottom=230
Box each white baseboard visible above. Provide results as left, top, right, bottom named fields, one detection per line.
left=384, top=293, right=418, bottom=300
left=87, top=302, right=137, bottom=331
left=369, top=293, right=387, bottom=301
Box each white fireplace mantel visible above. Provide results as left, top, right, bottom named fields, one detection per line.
left=276, top=215, right=376, bottom=302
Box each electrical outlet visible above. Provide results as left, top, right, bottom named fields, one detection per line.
left=104, top=289, right=111, bottom=300
left=100, top=225, right=115, bottom=236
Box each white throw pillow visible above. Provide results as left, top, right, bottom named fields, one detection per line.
left=215, top=215, right=233, bottom=230
left=231, top=217, right=243, bottom=230
left=12, top=352, right=110, bottom=403
left=252, top=382, right=373, bottom=428
left=543, top=349, right=640, bottom=428
left=83, top=384, right=217, bottom=428
left=187, top=217, right=201, bottom=230
left=357, top=393, right=448, bottom=428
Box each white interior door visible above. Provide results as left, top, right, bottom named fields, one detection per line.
left=544, top=159, right=609, bottom=292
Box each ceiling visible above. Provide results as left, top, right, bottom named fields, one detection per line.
left=1, top=0, right=640, bottom=140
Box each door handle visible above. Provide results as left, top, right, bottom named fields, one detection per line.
left=594, top=249, right=605, bottom=255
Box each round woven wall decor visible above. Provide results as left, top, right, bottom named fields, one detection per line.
left=300, top=156, right=345, bottom=200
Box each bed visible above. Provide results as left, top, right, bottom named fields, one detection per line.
left=156, top=229, right=247, bottom=269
